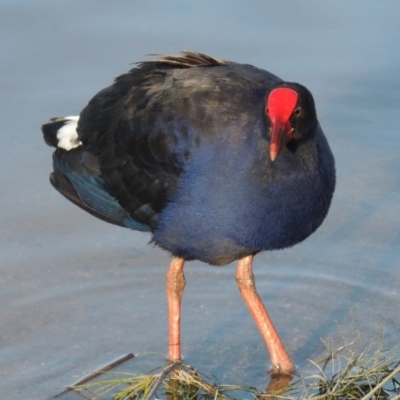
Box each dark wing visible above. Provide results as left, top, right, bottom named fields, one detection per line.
left=50, top=146, right=149, bottom=231
left=77, top=52, right=229, bottom=231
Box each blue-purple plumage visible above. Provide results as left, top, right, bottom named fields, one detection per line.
left=42, top=51, right=335, bottom=265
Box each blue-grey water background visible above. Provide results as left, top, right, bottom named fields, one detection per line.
left=1, top=1, right=400, bottom=398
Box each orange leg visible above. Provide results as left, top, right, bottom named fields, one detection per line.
left=166, top=256, right=186, bottom=361
left=235, top=255, right=294, bottom=373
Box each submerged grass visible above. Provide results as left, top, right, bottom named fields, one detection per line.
left=66, top=334, right=400, bottom=400
left=286, top=341, right=400, bottom=399
left=65, top=360, right=264, bottom=400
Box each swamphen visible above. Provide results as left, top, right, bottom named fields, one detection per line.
left=42, top=51, right=335, bottom=373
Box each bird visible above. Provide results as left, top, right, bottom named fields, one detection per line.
left=42, top=51, right=335, bottom=374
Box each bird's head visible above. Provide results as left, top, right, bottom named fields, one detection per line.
left=265, top=83, right=317, bottom=161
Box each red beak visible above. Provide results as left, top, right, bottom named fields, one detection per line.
left=269, top=119, right=293, bottom=162
left=267, top=88, right=298, bottom=161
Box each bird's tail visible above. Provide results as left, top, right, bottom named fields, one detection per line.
left=42, top=116, right=81, bottom=150
left=41, top=115, right=150, bottom=232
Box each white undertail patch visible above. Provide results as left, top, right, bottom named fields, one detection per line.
left=56, top=116, right=82, bottom=150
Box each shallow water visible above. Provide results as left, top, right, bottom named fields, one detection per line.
left=1, top=1, right=400, bottom=398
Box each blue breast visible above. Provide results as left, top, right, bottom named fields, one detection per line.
left=153, top=123, right=334, bottom=266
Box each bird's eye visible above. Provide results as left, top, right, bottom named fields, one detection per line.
left=294, top=107, right=302, bottom=117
